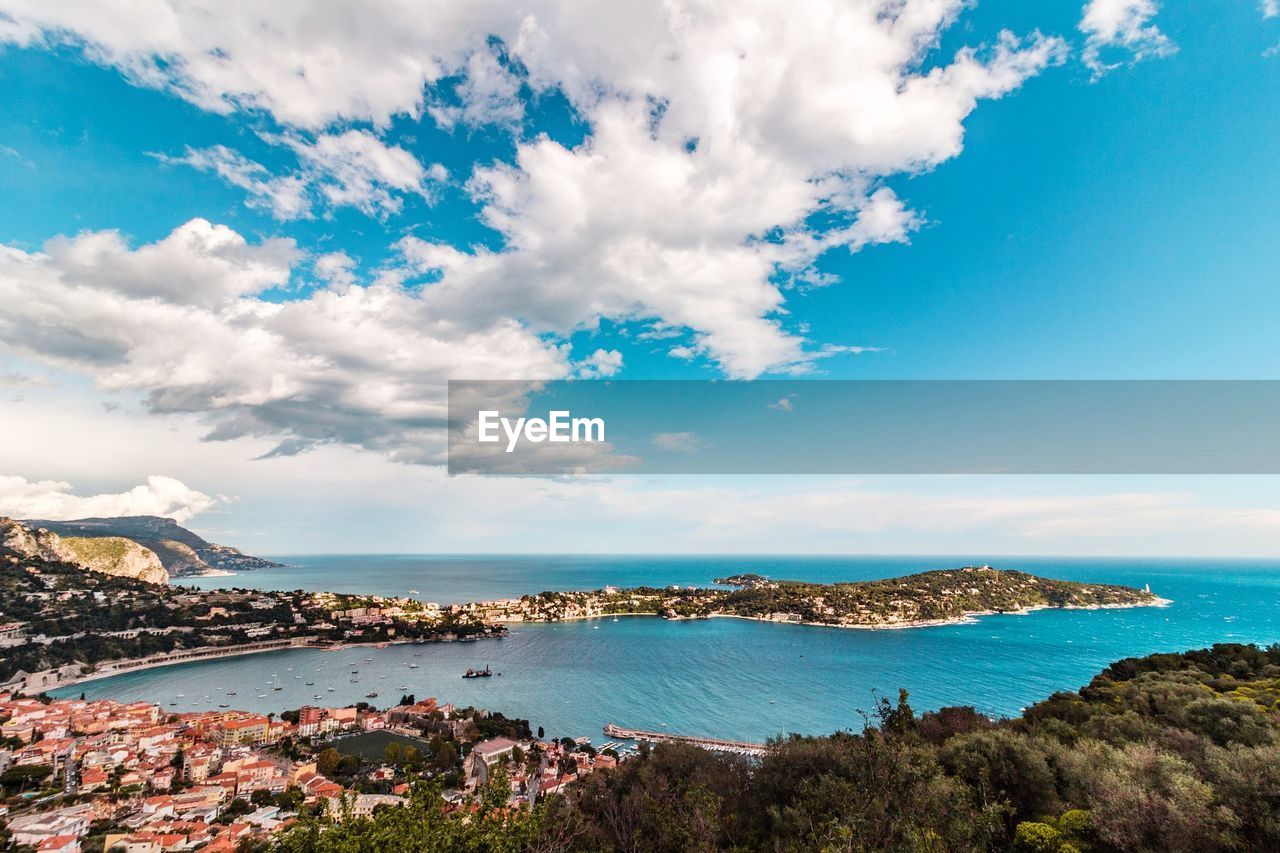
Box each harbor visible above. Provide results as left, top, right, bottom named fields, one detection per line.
left=604, top=723, right=769, bottom=756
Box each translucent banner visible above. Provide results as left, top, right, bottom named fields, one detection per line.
left=447, top=380, right=1280, bottom=476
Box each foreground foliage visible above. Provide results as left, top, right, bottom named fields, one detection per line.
left=273, top=643, right=1280, bottom=852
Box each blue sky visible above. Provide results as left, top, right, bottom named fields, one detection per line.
left=2, top=0, right=1280, bottom=554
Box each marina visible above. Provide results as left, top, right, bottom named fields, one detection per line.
left=604, top=723, right=768, bottom=756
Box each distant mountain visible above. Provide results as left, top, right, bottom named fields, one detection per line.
left=17, top=515, right=282, bottom=578
left=0, top=516, right=168, bottom=584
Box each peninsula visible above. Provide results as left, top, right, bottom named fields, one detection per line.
left=453, top=566, right=1165, bottom=629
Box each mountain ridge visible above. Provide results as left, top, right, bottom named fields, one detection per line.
left=14, top=514, right=282, bottom=578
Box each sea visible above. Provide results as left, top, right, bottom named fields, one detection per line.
left=51, top=555, right=1280, bottom=744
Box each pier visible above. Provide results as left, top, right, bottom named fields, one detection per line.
left=604, top=723, right=770, bottom=756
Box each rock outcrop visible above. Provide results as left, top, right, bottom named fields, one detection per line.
left=56, top=536, right=168, bottom=585
left=0, top=517, right=168, bottom=584
left=18, top=515, right=282, bottom=577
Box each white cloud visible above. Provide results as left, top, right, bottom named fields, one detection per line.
left=35, top=218, right=299, bottom=307
left=0, top=220, right=573, bottom=462
left=429, top=43, right=525, bottom=130
left=1264, top=1, right=1279, bottom=19
left=767, top=396, right=795, bottom=412
left=159, top=130, right=444, bottom=220
left=154, top=145, right=312, bottom=220
left=1079, top=0, right=1176, bottom=78
left=1, top=0, right=1067, bottom=378
left=652, top=431, right=701, bottom=452
left=0, top=474, right=222, bottom=523
left=575, top=348, right=623, bottom=378
left=273, top=129, right=444, bottom=217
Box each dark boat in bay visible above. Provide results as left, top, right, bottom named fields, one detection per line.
left=462, top=666, right=493, bottom=678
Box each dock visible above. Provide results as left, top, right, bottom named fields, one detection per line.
left=603, top=723, right=769, bottom=756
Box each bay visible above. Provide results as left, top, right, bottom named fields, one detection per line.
left=53, top=555, right=1280, bottom=743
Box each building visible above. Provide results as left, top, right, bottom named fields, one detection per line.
left=7, top=803, right=92, bottom=847
left=217, top=716, right=270, bottom=746
left=325, top=793, right=407, bottom=822
left=463, top=737, right=519, bottom=789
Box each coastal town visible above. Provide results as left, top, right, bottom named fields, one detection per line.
left=0, top=524, right=503, bottom=697
left=0, top=690, right=620, bottom=850
left=453, top=567, right=1163, bottom=629
left=0, top=517, right=1170, bottom=849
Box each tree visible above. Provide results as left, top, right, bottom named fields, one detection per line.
left=1, top=763, right=52, bottom=793
left=385, top=742, right=402, bottom=766
left=537, top=726, right=544, bottom=740
left=273, top=780, right=546, bottom=852
left=317, top=747, right=342, bottom=777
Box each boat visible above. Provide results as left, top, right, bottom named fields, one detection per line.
left=365, top=692, right=378, bottom=698
left=271, top=674, right=282, bottom=691
left=462, top=666, right=493, bottom=679
left=218, top=703, right=230, bottom=708
left=257, top=694, right=266, bottom=699
left=407, top=663, right=419, bottom=669
left=327, top=686, right=335, bottom=692
left=408, top=588, right=420, bottom=595
left=305, top=680, right=314, bottom=686
left=226, top=690, right=236, bottom=696
left=313, top=694, right=322, bottom=700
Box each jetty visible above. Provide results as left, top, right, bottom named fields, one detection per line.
left=604, top=723, right=769, bottom=756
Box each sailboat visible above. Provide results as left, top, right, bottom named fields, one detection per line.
left=271, top=674, right=283, bottom=691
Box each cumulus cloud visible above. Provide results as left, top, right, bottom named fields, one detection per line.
left=0, top=221, right=572, bottom=462
left=1265, top=1, right=1279, bottom=19
left=1, top=0, right=1067, bottom=380
left=0, top=474, right=222, bottom=522
left=1079, top=0, right=1176, bottom=78
left=575, top=349, right=623, bottom=378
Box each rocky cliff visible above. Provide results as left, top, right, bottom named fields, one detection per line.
left=17, top=515, right=282, bottom=577
left=0, top=517, right=168, bottom=584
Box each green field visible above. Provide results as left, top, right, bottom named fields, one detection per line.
left=326, top=730, right=433, bottom=763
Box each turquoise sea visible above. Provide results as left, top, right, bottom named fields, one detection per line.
left=53, top=556, right=1280, bottom=744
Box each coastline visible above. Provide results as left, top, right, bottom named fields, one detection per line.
left=38, top=633, right=502, bottom=693
left=502, top=596, right=1173, bottom=632
left=30, top=590, right=1172, bottom=695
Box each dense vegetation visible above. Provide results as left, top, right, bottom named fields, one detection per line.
left=273, top=643, right=1280, bottom=852
left=522, top=567, right=1158, bottom=627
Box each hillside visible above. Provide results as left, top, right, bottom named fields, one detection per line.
left=20, top=515, right=282, bottom=577
left=510, top=566, right=1163, bottom=628
left=0, top=517, right=167, bottom=584
left=275, top=642, right=1280, bottom=852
